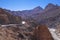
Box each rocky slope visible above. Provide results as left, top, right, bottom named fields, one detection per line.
left=0, top=24, right=54, bottom=40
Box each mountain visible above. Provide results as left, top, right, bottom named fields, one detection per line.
left=45, top=3, right=58, bottom=10
left=4, top=6, right=43, bottom=19
left=38, top=3, right=60, bottom=28
left=0, top=3, right=60, bottom=28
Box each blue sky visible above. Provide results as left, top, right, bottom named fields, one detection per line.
left=0, top=0, right=60, bottom=11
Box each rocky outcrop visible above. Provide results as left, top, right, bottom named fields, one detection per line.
left=32, top=25, right=54, bottom=40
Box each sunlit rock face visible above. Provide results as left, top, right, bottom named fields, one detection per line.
left=0, top=25, right=28, bottom=40
left=0, top=26, right=18, bottom=40
left=32, top=25, right=54, bottom=40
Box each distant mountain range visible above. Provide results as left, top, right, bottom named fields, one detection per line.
left=0, top=3, right=60, bottom=28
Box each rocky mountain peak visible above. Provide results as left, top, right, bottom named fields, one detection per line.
left=33, top=6, right=43, bottom=11
left=45, top=3, right=58, bottom=10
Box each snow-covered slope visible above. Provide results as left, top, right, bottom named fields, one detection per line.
left=49, top=28, right=60, bottom=40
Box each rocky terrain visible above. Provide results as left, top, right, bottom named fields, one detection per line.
left=1, top=3, right=60, bottom=28
left=0, top=24, right=54, bottom=40
left=0, top=3, right=60, bottom=40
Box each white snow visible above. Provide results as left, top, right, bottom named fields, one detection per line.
left=22, top=21, right=26, bottom=24
left=49, top=28, right=60, bottom=40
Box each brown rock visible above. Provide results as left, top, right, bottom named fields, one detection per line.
left=33, top=25, right=54, bottom=40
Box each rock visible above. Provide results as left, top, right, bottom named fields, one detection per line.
left=32, top=25, right=54, bottom=40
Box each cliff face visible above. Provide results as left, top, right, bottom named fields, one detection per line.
left=7, top=15, right=22, bottom=24
left=0, top=8, right=22, bottom=24
left=0, top=8, right=10, bottom=24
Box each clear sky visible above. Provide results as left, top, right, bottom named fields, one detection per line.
left=0, top=0, right=60, bottom=11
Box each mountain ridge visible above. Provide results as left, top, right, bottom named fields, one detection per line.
left=0, top=3, right=60, bottom=28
